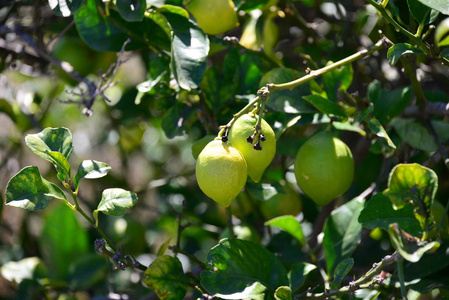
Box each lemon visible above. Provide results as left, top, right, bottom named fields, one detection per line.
left=260, top=182, right=302, bottom=220
left=294, top=131, right=354, bottom=206
left=227, top=113, right=276, bottom=183
left=184, top=0, right=239, bottom=35
left=196, top=139, right=247, bottom=207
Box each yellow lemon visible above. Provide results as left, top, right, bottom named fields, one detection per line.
left=294, top=131, right=354, bottom=206
left=227, top=113, right=276, bottom=183
left=196, top=139, right=247, bottom=207
left=184, top=0, right=239, bottom=35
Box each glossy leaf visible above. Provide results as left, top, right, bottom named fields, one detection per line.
left=143, top=255, right=189, bottom=300
left=368, top=81, right=412, bottom=124
left=265, top=216, right=305, bottom=246
left=25, top=127, right=73, bottom=162
left=73, top=160, right=111, bottom=188
left=331, top=258, right=354, bottom=289
left=260, top=68, right=313, bottom=113
left=162, top=10, right=209, bottom=90
left=93, top=189, right=138, bottom=224
left=388, top=224, right=439, bottom=262
left=384, top=163, right=438, bottom=230
left=5, top=166, right=67, bottom=211
left=116, top=0, right=146, bottom=21
left=391, top=118, right=437, bottom=152
left=415, top=0, right=449, bottom=15
left=322, top=63, right=353, bottom=101
left=161, top=102, right=195, bottom=138
left=45, top=150, right=71, bottom=183
left=201, top=238, right=289, bottom=298
left=302, top=94, right=347, bottom=117
left=365, top=117, right=396, bottom=149
left=201, top=66, right=236, bottom=114
left=48, top=0, right=85, bottom=17
left=275, top=286, right=293, bottom=300
left=75, top=0, right=169, bottom=51
left=40, top=203, right=89, bottom=279
left=407, top=0, right=439, bottom=24
left=247, top=181, right=285, bottom=201
left=358, top=193, right=422, bottom=236
left=403, top=240, right=449, bottom=280
left=323, top=197, right=365, bottom=273
left=387, top=43, right=423, bottom=66
left=288, top=262, right=317, bottom=292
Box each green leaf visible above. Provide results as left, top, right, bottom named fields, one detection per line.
left=260, top=68, right=313, bottom=113
left=40, top=203, right=89, bottom=279
left=302, top=94, right=347, bottom=117
left=323, top=197, right=365, bottom=273
left=365, top=117, right=396, bottom=149
left=275, top=286, right=293, bottom=300
left=358, top=193, right=422, bottom=236
left=403, top=240, right=449, bottom=280
left=0, top=99, right=16, bottom=122
left=265, top=216, right=305, bottom=246
left=388, top=224, right=439, bottom=262
left=387, top=43, right=424, bottom=66
left=322, top=63, right=353, bottom=101
left=415, top=0, right=449, bottom=15
left=66, top=255, right=109, bottom=290
left=368, top=81, right=412, bottom=124
left=93, top=189, right=138, bottom=225
left=143, top=255, right=189, bottom=300
left=390, top=118, right=437, bottom=152
left=25, top=127, right=73, bottom=162
left=5, top=166, right=67, bottom=211
left=288, top=262, right=317, bottom=292
left=73, top=160, right=111, bottom=188
left=200, top=238, right=289, bottom=298
left=247, top=181, right=286, bottom=202
left=116, top=0, right=146, bottom=21
left=75, top=0, right=170, bottom=51
left=191, top=135, right=215, bottom=160
left=161, top=102, right=195, bottom=138
left=201, top=66, right=236, bottom=113
left=384, top=163, right=438, bottom=230
left=162, top=10, right=209, bottom=90
left=407, top=0, right=439, bottom=24
left=331, top=258, right=354, bottom=289
left=46, top=150, right=71, bottom=183
left=157, top=239, right=172, bottom=256
left=48, top=0, right=85, bottom=17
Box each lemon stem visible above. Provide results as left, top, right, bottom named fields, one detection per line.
left=217, top=96, right=261, bottom=138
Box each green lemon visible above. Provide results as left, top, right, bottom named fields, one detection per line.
left=294, top=131, right=354, bottom=206
left=260, top=181, right=302, bottom=220
left=435, top=17, right=449, bottom=48
left=184, top=0, right=239, bottom=35
left=227, top=113, right=276, bottom=183
left=196, top=139, right=247, bottom=207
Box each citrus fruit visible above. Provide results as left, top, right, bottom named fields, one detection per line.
left=294, top=131, right=354, bottom=206
left=227, top=113, right=276, bottom=183
left=196, top=139, right=247, bottom=207
left=260, top=181, right=302, bottom=220
left=184, top=0, right=239, bottom=35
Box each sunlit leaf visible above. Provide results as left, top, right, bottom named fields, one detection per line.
left=388, top=224, right=439, bottom=262
left=265, top=216, right=305, bottom=246
left=93, top=189, right=138, bottom=224
left=143, top=255, right=189, bottom=300
left=384, top=163, right=438, bottom=230
left=302, top=94, right=347, bottom=117
left=48, top=0, right=85, bottom=17
left=0, top=257, right=46, bottom=284
left=6, top=166, right=67, bottom=211
left=275, top=286, right=293, bottom=300
left=289, top=263, right=317, bottom=292
left=415, top=0, right=449, bottom=15
left=25, top=127, right=73, bottom=162
left=407, top=0, right=439, bottom=24
left=73, top=160, right=111, bottom=188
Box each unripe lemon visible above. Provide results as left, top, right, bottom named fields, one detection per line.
left=228, top=113, right=276, bottom=183
left=196, top=139, right=247, bottom=207
left=184, top=0, right=239, bottom=35
left=294, top=131, right=354, bottom=206
left=260, top=182, right=302, bottom=220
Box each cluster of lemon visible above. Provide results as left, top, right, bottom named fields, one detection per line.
left=195, top=112, right=355, bottom=208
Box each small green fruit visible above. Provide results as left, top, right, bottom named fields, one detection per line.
left=228, top=113, right=276, bottom=183
left=294, top=131, right=354, bottom=206
left=185, top=0, right=239, bottom=35
left=196, top=139, right=247, bottom=207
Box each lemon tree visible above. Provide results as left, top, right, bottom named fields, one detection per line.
left=195, top=139, right=247, bottom=207
left=294, top=131, right=354, bottom=206
left=227, top=113, right=276, bottom=183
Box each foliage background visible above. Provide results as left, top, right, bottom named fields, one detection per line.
left=0, top=0, right=449, bottom=299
